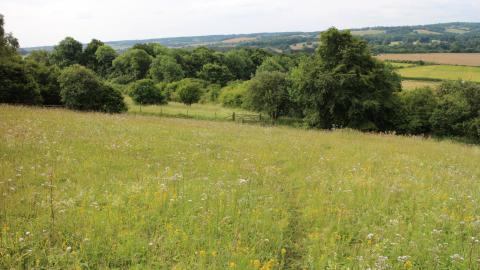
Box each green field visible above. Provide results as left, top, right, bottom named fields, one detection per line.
left=2, top=106, right=480, bottom=269
left=125, top=97, right=251, bottom=121
left=398, top=65, right=480, bottom=82
left=401, top=80, right=440, bottom=91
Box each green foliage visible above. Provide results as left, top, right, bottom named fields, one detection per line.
left=149, top=56, right=184, bottom=83
left=396, top=88, right=437, bottom=134
left=293, top=28, right=401, bottom=130
left=0, top=14, right=19, bottom=58
left=95, top=45, right=117, bottom=77
left=0, top=57, right=42, bottom=105
left=200, top=84, right=222, bottom=104
left=176, top=78, right=204, bottom=105
left=24, top=50, right=53, bottom=66
left=25, top=59, right=62, bottom=105
left=219, top=81, right=250, bottom=108
left=256, top=55, right=295, bottom=74
left=224, top=49, right=256, bottom=80
left=197, top=63, right=233, bottom=86
left=112, top=49, right=152, bottom=83
left=51, top=37, right=83, bottom=67
left=246, top=71, right=290, bottom=120
left=430, top=81, right=480, bottom=141
left=129, top=79, right=167, bottom=105
left=58, top=64, right=126, bottom=113
left=83, top=39, right=104, bottom=70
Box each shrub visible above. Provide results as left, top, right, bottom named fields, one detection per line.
left=0, top=57, right=42, bottom=105
left=219, top=81, right=250, bottom=108
left=58, top=64, right=126, bottom=113
left=129, top=79, right=166, bottom=105
left=200, top=84, right=222, bottom=104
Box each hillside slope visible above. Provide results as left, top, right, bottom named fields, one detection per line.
left=2, top=105, right=480, bottom=268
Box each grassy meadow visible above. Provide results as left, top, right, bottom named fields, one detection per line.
left=2, top=105, right=480, bottom=269
left=125, top=97, right=251, bottom=121
left=398, top=65, right=480, bottom=82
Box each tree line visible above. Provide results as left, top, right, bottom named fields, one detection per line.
left=1, top=14, right=479, bottom=143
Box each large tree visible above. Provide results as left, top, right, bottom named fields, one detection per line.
left=0, top=14, right=19, bottom=58
left=83, top=39, right=104, bottom=71
left=292, top=28, right=401, bottom=130
left=247, top=71, right=290, bottom=120
left=112, top=48, right=152, bottom=83
left=51, top=37, right=83, bottom=67
left=95, top=45, right=117, bottom=77
left=197, top=63, right=233, bottom=86
left=149, top=55, right=184, bottom=83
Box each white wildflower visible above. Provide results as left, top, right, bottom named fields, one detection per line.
left=238, top=178, right=249, bottom=185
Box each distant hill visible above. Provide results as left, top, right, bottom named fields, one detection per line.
left=22, top=22, right=480, bottom=54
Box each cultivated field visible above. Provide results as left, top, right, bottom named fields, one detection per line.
left=398, top=65, right=480, bottom=82
left=401, top=80, right=440, bottom=90
left=2, top=106, right=480, bottom=269
left=376, top=53, right=480, bottom=66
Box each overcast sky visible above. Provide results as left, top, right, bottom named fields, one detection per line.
left=1, top=0, right=479, bottom=47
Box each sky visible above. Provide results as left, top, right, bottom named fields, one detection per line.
left=1, top=0, right=479, bottom=47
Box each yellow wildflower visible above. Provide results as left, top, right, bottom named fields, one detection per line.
left=404, top=260, right=413, bottom=269
left=252, top=259, right=261, bottom=268
left=229, top=262, right=236, bottom=268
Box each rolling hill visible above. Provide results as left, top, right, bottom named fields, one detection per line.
left=21, top=22, right=480, bottom=54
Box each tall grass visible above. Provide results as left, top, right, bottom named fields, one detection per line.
left=1, top=105, right=480, bottom=269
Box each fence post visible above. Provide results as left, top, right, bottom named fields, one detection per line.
left=232, top=112, right=235, bottom=122
left=259, top=113, right=262, bottom=121
left=214, top=112, right=217, bottom=120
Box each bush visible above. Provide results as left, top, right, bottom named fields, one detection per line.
left=129, top=79, right=166, bottom=105
left=219, top=81, right=250, bottom=108
left=58, top=64, right=126, bottom=113
left=200, top=84, right=222, bottom=104
left=0, top=57, right=42, bottom=105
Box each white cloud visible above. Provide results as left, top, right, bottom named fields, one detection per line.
left=0, top=0, right=478, bottom=47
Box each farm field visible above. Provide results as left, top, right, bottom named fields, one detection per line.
left=376, top=53, right=480, bottom=66
left=398, top=65, right=480, bottom=82
left=2, top=105, right=480, bottom=269
left=401, top=80, right=440, bottom=90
